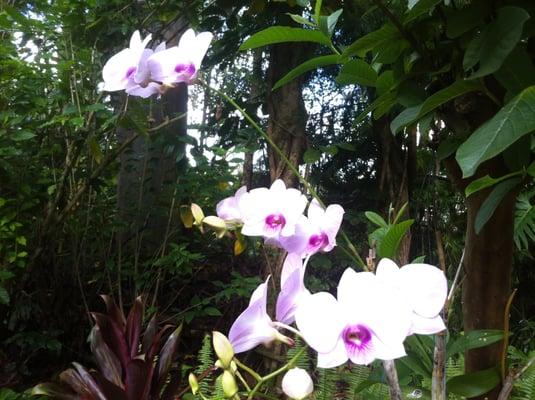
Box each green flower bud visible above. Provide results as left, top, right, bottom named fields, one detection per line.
left=222, top=370, right=238, bottom=398
left=188, top=372, right=199, bottom=395
left=212, top=331, right=234, bottom=369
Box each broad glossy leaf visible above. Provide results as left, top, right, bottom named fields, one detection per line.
left=147, top=325, right=174, bottom=359
left=404, top=0, right=442, bottom=24
left=378, top=219, right=414, bottom=259
left=468, top=7, right=530, bottom=79
left=155, top=324, right=183, bottom=392
left=126, top=360, right=153, bottom=400
left=92, top=375, right=127, bottom=400
left=494, top=45, right=535, bottom=98
left=32, top=383, right=78, bottom=399
left=446, top=0, right=490, bottom=38
left=364, top=211, right=388, bottom=228
left=240, top=27, right=331, bottom=50
left=273, top=55, right=339, bottom=91
left=390, top=105, right=421, bottom=134
left=91, top=312, right=130, bottom=371
left=447, top=367, right=501, bottom=397
left=456, top=85, right=535, bottom=177
left=287, top=13, right=315, bottom=27
left=126, top=297, right=143, bottom=358
left=465, top=172, right=520, bottom=197
left=475, top=178, right=520, bottom=234
left=446, top=330, right=504, bottom=358
left=418, top=80, right=482, bottom=118
left=336, top=59, right=377, bottom=86
left=141, top=314, right=158, bottom=355
left=100, top=295, right=126, bottom=328
left=318, top=9, right=343, bottom=37
left=341, top=24, right=398, bottom=59
left=90, top=327, right=123, bottom=387
left=374, top=40, right=409, bottom=64
left=303, top=148, right=321, bottom=163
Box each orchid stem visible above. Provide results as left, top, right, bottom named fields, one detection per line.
left=272, top=322, right=304, bottom=339
left=246, top=346, right=306, bottom=400
left=235, top=370, right=251, bottom=392
left=234, top=357, right=262, bottom=382
left=200, top=80, right=367, bottom=271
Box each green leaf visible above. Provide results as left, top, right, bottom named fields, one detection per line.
left=418, top=79, right=482, bottom=118
left=447, top=367, right=501, bottom=397
left=303, top=148, right=322, bottom=163
left=390, top=105, right=421, bottom=134
left=374, top=40, right=409, bottom=64
left=378, top=219, right=414, bottom=259
left=273, top=55, right=339, bottom=91
left=456, top=85, right=535, bottom=177
left=364, top=211, right=388, bottom=228
left=475, top=178, right=521, bottom=234
left=376, top=71, right=395, bottom=96
left=203, top=307, right=222, bottom=316
left=465, top=172, right=521, bottom=197
left=411, top=255, right=425, bottom=263
left=341, top=24, right=399, bottom=59
left=467, top=7, right=530, bottom=79
left=240, top=26, right=331, bottom=50
left=463, top=28, right=487, bottom=71
left=318, top=9, right=343, bottom=37
left=446, top=0, right=490, bottom=39
left=12, top=130, right=36, bottom=141
left=404, top=0, right=442, bottom=24
left=514, top=191, right=535, bottom=250
left=287, top=13, right=315, bottom=27
left=354, top=91, right=397, bottom=125
left=369, top=226, right=388, bottom=248
left=0, top=286, right=9, bottom=305
left=336, top=59, right=378, bottom=86
left=494, top=45, right=535, bottom=98
left=447, top=330, right=504, bottom=358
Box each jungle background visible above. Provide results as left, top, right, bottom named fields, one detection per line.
left=1, top=0, right=535, bottom=399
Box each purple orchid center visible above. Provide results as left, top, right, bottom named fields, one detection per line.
left=174, top=62, right=196, bottom=77
left=125, top=66, right=137, bottom=79
left=265, top=214, right=286, bottom=230
left=342, top=324, right=372, bottom=356
left=308, top=232, right=328, bottom=250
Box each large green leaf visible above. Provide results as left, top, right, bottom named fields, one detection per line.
left=447, top=367, right=501, bottom=397
left=273, top=55, right=339, bottom=90
left=467, top=7, right=530, bottom=79
left=446, top=0, right=490, bottom=39
left=390, top=80, right=482, bottom=134
left=456, top=85, right=535, bottom=177
left=404, top=0, right=442, bottom=24
left=475, top=178, right=521, bottom=234
left=341, top=24, right=399, bottom=59
left=336, top=59, right=378, bottom=86
left=494, top=45, right=535, bottom=98
left=240, top=26, right=331, bottom=50
left=378, top=219, right=414, bottom=259
left=446, top=330, right=504, bottom=358
left=364, top=211, right=388, bottom=228
left=464, top=171, right=521, bottom=197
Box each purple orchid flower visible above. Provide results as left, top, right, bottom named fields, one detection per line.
left=279, top=199, right=344, bottom=257
left=216, top=186, right=247, bottom=222
left=295, top=268, right=412, bottom=368
left=228, top=277, right=292, bottom=353
left=375, top=258, right=448, bottom=335
left=102, top=31, right=163, bottom=98
left=147, top=29, right=213, bottom=85
left=239, top=179, right=307, bottom=241
left=276, top=253, right=311, bottom=325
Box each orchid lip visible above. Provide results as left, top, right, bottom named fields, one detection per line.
left=342, top=324, right=372, bottom=356
left=265, top=214, right=286, bottom=229
left=174, top=62, right=196, bottom=76
left=308, top=232, right=328, bottom=250
left=125, top=66, right=136, bottom=79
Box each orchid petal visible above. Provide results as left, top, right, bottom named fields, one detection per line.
left=409, top=314, right=446, bottom=335
left=102, top=48, right=136, bottom=91
left=295, top=292, right=345, bottom=354
left=375, top=258, right=400, bottom=281
left=125, top=82, right=161, bottom=98
left=280, top=253, right=303, bottom=288
left=399, top=264, right=447, bottom=318
left=317, top=338, right=348, bottom=368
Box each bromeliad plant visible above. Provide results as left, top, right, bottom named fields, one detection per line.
left=33, top=296, right=183, bottom=400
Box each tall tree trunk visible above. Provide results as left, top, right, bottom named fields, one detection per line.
left=443, top=95, right=513, bottom=399
left=265, top=41, right=309, bottom=188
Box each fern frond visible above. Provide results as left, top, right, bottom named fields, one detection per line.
left=512, top=354, right=535, bottom=400
left=195, top=334, right=216, bottom=396
left=287, top=337, right=311, bottom=370
left=514, top=191, right=535, bottom=250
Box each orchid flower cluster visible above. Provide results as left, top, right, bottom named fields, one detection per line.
left=101, top=29, right=212, bottom=98
left=189, top=180, right=447, bottom=399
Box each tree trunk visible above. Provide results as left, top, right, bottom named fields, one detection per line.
left=265, top=42, right=310, bottom=188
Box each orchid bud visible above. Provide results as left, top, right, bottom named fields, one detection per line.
left=188, top=373, right=199, bottom=395
left=282, top=368, right=313, bottom=400
left=212, top=331, right=234, bottom=369
left=191, top=203, right=205, bottom=225
left=203, top=216, right=227, bottom=238
left=221, top=370, right=238, bottom=398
